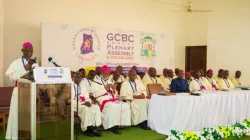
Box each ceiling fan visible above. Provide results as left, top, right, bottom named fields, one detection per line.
left=148, top=0, right=213, bottom=13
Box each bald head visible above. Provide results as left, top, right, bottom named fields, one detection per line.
left=148, top=67, right=156, bottom=77
left=116, top=66, right=123, bottom=73
left=113, top=70, right=121, bottom=81
left=163, top=68, right=168, bottom=77
left=223, top=70, right=229, bottom=79
left=128, top=69, right=137, bottom=82
left=175, top=68, right=180, bottom=75
left=88, top=70, right=96, bottom=80
left=167, top=69, right=174, bottom=78
left=177, top=70, right=185, bottom=79
left=95, top=66, right=101, bottom=76
left=235, top=71, right=241, bottom=78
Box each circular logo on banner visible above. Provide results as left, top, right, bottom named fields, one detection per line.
left=72, top=28, right=101, bottom=62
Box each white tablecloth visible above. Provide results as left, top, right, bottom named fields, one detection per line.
left=148, top=90, right=250, bottom=135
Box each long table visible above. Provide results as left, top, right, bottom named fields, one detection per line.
left=148, top=90, right=250, bottom=135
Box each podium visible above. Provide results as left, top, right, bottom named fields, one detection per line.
left=17, top=67, right=73, bottom=140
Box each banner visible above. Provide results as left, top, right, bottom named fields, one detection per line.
left=41, top=23, right=174, bottom=73
left=34, top=67, right=72, bottom=84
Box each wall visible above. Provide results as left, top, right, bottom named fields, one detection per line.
left=0, top=0, right=3, bottom=87
left=207, top=0, right=250, bottom=83
left=3, top=0, right=186, bottom=86
left=182, top=0, right=250, bottom=84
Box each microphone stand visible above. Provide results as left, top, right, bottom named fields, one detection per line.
left=75, top=83, right=80, bottom=140
left=28, top=63, right=34, bottom=82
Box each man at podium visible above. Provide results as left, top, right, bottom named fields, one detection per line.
left=5, top=42, right=39, bottom=140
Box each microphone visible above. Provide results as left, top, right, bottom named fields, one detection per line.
left=28, top=57, right=37, bottom=65
left=48, top=57, right=61, bottom=67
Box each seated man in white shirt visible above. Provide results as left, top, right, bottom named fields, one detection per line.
left=73, top=72, right=102, bottom=137
left=109, top=65, right=125, bottom=82
left=231, top=71, right=244, bottom=87
left=125, top=66, right=142, bottom=81
left=189, top=70, right=207, bottom=92
left=94, top=66, right=101, bottom=81
left=142, top=67, right=164, bottom=90
left=202, top=69, right=220, bottom=90
left=160, top=69, right=174, bottom=91
left=120, top=70, right=150, bottom=130
left=218, top=70, right=235, bottom=90
left=87, top=66, right=131, bottom=134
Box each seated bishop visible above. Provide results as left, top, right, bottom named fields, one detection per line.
left=189, top=70, right=207, bottom=92
left=202, top=69, right=220, bottom=90
left=231, top=71, right=244, bottom=87
left=142, top=67, right=164, bottom=92
left=218, top=70, right=235, bottom=90
left=84, top=66, right=131, bottom=134
left=73, top=72, right=102, bottom=137
left=160, top=69, right=174, bottom=91
left=5, top=42, right=39, bottom=140
left=120, top=69, right=150, bottom=130
left=215, top=69, right=224, bottom=83
left=109, top=65, right=125, bottom=82
left=94, top=66, right=102, bottom=81
left=125, top=66, right=142, bottom=81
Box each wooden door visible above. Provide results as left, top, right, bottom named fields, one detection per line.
left=185, top=46, right=207, bottom=73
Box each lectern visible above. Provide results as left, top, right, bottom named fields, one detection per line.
left=18, top=67, right=73, bottom=140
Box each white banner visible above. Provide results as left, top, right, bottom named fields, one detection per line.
left=33, top=67, right=72, bottom=84
left=41, top=23, right=174, bottom=73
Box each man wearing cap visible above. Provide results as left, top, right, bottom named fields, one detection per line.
left=120, top=70, right=150, bottom=130
left=99, top=66, right=117, bottom=96
left=5, top=42, right=39, bottom=140
left=86, top=66, right=131, bottom=134
left=160, top=69, right=174, bottom=91
left=73, top=72, right=102, bottom=137
left=125, top=66, right=142, bottom=81
left=218, top=70, right=235, bottom=90
left=189, top=70, right=207, bottom=92
left=109, top=65, right=125, bottom=82
left=202, top=69, right=219, bottom=90
left=231, top=71, right=244, bottom=87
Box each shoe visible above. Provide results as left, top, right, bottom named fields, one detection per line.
left=111, top=127, right=121, bottom=135
left=85, top=131, right=94, bottom=137
left=92, top=129, right=102, bottom=137
left=139, top=121, right=151, bottom=130
left=143, top=125, right=151, bottom=130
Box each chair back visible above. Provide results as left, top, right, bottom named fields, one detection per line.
left=0, top=87, right=14, bottom=108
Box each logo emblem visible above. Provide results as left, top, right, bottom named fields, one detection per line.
left=140, top=36, right=156, bottom=58
left=72, top=28, right=100, bottom=62
left=59, top=68, right=64, bottom=74
left=81, top=34, right=94, bottom=54
left=44, top=69, right=47, bottom=74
